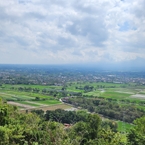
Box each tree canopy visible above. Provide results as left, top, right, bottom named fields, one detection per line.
left=0, top=98, right=145, bottom=145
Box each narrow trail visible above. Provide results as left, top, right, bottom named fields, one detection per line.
left=7, top=101, right=36, bottom=109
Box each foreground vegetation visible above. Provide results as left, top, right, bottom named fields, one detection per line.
left=1, top=99, right=145, bottom=145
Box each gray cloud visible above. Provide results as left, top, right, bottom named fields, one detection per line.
left=132, top=0, right=145, bottom=18
left=66, top=16, right=108, bottom=47
left=0, top=0, right=145, bottom=64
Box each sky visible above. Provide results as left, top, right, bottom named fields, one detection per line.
left=0, top=0, right=145, bottom=67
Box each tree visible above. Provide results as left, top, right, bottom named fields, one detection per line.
left=96, top=129, right=125, bottom=145
left=70, top=121, right=88, bottom=145
left=31, top=109, right=44, bottom=118
left=86, top=114, right=101, bottom=140
left=127, top=116, right=145, bottom=145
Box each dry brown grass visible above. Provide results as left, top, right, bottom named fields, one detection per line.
left=20, top=104, right=72, bottom=113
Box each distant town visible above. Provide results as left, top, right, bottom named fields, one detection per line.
left=0, top=65, right=145, bottom=86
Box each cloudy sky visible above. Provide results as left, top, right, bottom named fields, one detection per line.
left=0, top=0, right=145, bottom=66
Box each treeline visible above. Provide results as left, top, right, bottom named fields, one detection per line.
left=4, top=85, right=82, bottom=98
left=76, top=85, right=118, bottom=92
left=1, top=99, right=145, bottom=144
left=38, top=109, right=117, bottom=132
left=62, top=97, right=145, bottom=123
left=32, top=109, right=118, bottom=132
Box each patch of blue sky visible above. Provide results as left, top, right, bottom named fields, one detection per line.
left=119, top=21, right=130, bottom=31
left=119, top=21, right=137, bottom=31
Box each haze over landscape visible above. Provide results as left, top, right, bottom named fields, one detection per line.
left=0, top=0, right=145, bottom=69
left=1, top=1, right=145, bottom=144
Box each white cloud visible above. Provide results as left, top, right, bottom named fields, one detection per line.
left=0, top=0, right=145, bottom=65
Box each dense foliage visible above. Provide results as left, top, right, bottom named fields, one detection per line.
left=62, top=97, right=145, bottom=123
left=1, top=98, right=145, bottom=145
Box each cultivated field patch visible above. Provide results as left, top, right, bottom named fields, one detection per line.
left=130, top=94, right=145, bottom=99
left=0, top=87, right=62, bottom=111
left=2, top=82, right=145, bottom=112
left=39, top=104, right=72, bottom=111
left=7, top=101, right=36, bottom=109
left=16, top=101, right=41, bottom=107
left=101, top=91, right=132, bottom=99
left=36, top=100, right=61, bottom=105
left=115, top=91, right=134, bottom=94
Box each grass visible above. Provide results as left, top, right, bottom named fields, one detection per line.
left=16, top=101, right=41, bottom=107
left=39, top=104, right=72, bottom=111
left=0, top=92, right=34, bottom=101
left=0, top=90, right=53, bottom=100
left=35, top=100, right=61, bottom=105
left=67, top=89, right=83, bottom=93
left=83, top=90, right=101, bottom=97
left=117, top=121, right=133, bottom=132
left=20, top=104, right=72, bottom=113
left=101, top=91, right=132, bottom=99
left=0, top=87, right=61, bottom=109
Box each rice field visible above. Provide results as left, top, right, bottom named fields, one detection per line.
left=101, top=91, right=132, bottom=99
left=1, top=82, right=145, bottom=111
left=0, top=87, right=63, bottom=111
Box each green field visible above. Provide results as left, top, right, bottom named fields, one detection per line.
left=16, top=101, right=41, bottom=107
left=101, top=91, right=132, bottom=99
left=1, top=82, right=145, bottom=111
left=83, top=90, right=101, bottom=96
left=0, top=86, right=62, bottom=110
left=36, top=100, right=61, bottom=105
left=117, top=121, right=133, bottom=132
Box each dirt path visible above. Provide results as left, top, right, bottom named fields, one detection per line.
left=25, top=101, right=48, bottom=107
left=7, top=101, right=36, bottom=109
